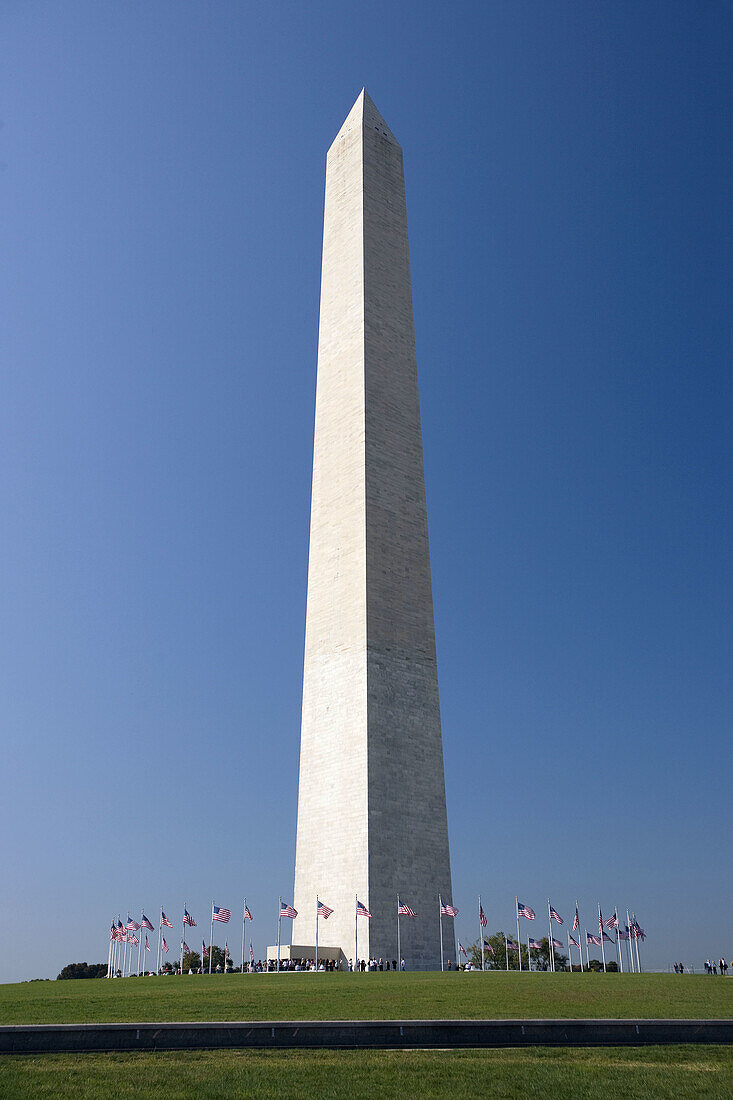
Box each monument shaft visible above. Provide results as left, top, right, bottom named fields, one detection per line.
left=292, top=92, right=453, bottom=969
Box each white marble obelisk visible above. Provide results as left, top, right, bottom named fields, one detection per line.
left=291, top=91, right=454, bottom=970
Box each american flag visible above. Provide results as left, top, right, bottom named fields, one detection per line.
left=550, top=905, right=564, bottom=925
left=202, top=941, right=208, bottom=957
left=141, top=915, right=154, bottom=931
left=479, top=905, right=487, bottom=928
left=598, top=909, right=604, bottom=936
left=181, top=941, right=190, bottom=954
left=213, top=906, right=231, bottom=923
left=161, top=912, right=173, bottom=928
left=440, top=901, right=458, bottom=917
left=145, top=936, right=151, bottom=951
left=125, top=934, right=133, bottom=944
left=183, top=909, right=196, bottom=927
left=517, top=902, right=535, bottom=920
left=109, top=924, right=116, bottom=940
left=605, top=912, right=619, bottom=928
left=602, top=930, right=615, bottom=943
left=619, top=929, right=630, bottom=940
left=126, top=917, right=141, bottom=931
left=249, top=943, right=255, bottom=961
left=483, top=938, right=495, bottom=954
left=317, top=900, right=334, bottom=919
left=162, top=938, right=169, bottom=953
left=528, top=938, right=542, bottom=949
left=281, top=901, right=298, bottom=918
left=356, top=900, right=372, bottom=918
left=458, top=940, right=467, bottom=957
left=130, top=935, right=139, bottom=946
left=572, top=906, right=579, bottom=931
left=569, top=934, right=580, bottom=948
left=244, top=906, right=253, bottom=921
left=398, top=902, right=415, bottom=917
left=224, top=943, right=229, bottom=958
left=552, top=938, right=564, bottom=950
left=116, top=920, right=125, bottom=938
left=506, top=938, right=519, bottom=950
left=586, top=932, right=602, bottom=946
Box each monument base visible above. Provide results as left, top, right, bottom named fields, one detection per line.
left=266, top=944, right=347, bottom=966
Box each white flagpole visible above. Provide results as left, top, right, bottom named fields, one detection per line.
left=515, top=897, right=522, bottom=972
left=156, top=909, right=162, bottom=975
left=315, top=897, right=319, bottom=969
left=547, top=899, right=554, bottom=973
left=277, top=898, right=282, bottom=973
left=355, top=895, right=358, bottom=970
left=209, top=902, right=214, bottom=974
left=137, top=910, right=143, bottom=976
left=584, top=931, right=590, bottom=971
left=626, top=908, right=635, bottom=972
left=615, top=908, right=622, bottom=972
left=567, top=932, right=573, bottom=972
left=107, top=926, right=112, bottom=978
left=244, top=897, right=249, bottom=976
left=479, top=896, right=484, bottom=972
left=396, top=895, right=401, bottom=971
left=505, top=931, right=509, bottom=971
left=629, top=910, right=638, bottom=972
left=526, top=924, right=532, bottom=972
left=123, top=924, right=128, bottom=977
left=599, top=905, right=607, bottom=972
left=180, top=904, right=186, bottom=975
left=439, top=895, right=444, bottom=972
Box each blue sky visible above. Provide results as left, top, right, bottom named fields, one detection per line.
left=1, top=1, right=730, bottom=981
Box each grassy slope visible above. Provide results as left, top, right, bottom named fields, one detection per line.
left=1, top=972, right=732, bottom=1025
left=2, top=1048, right=733, bottom=1099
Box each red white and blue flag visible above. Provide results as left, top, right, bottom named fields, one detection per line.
left=506, top=938, right=519, bottom=950
left=141, top=914, right=154, bottom=931
left=602, top=930, right=615, bottom=943
left=586, top=932, right=602, bottom=946
left=458, top=941, right=467, bottom=957
left=161, top=938, right=169, bottom=953
left=528, top=938, right=542, bottom=949
left=244, top=906, right=253, bottom=921
left=569, top=934, right=580, bottom=948
left=249, top=943, right=255, bottom=962
left=440, top=901, right=458, bottom=917
left=130, top=934, right=139, bottom=946
left=145, top=936, right=151, bottom=951
left=317, top=900, right=334, bottom=919
left=181, top=941, right=190, bottom=954
left=398, top=901, right=415, bottom=917
left=126, top=916, right=141, bottom=931
left=202, top=941, right=208, bottom=957
left=599, top=909, right=605, bottom=936
left=550, top=905, right=563, bottom=925
left=619, top=929, right=630, bottom=940
left=161, top=912, right=173, bottom=928
left=281, top=902, right=298, bottom=918
left=572, top=906, right=579, bottom=931
left=213, top=906, right=231, bottom=923
left=483, top=938, right=494, bottom=954
left=517, top=902, right=535, bottom=920
left=479, top=905, right=487, bottom=928
left=356, top=900, right=372, bottom=918
left=183, top=909, right=196, bottom=927
left=605, top=912, right=619, bottom=928
left=552, top=938, right=564, bottom=950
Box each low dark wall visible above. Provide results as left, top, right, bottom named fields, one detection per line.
left=2, top=1018, right=733, bottom=1054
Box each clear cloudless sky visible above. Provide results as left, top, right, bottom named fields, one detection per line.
left=1, top=1, right=731, bottom=981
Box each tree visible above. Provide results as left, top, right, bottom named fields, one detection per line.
left=182, top=951, right=202, bottom=972
left=57, top=962, right=108, bottom=980
left=468, top=934, right=567, bottom=972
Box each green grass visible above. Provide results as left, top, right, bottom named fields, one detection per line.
left=2, top=1047, right=733, bottom=1098
left=1, top=972, right=731, bottom=1026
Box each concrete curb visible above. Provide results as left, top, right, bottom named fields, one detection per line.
left=2, top=1019, right=733, bottom=1053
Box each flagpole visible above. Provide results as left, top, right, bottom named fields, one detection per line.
left=277, top=898, right=281, bottom=973
left=615, top=908, right=622, bottom=972
left=515, top=897, right=522, bottom=972
left=505, top=931, right=509, bottom=971
left=439, top=895, right=444, bottom=972
left=626, top=908, right=634, bottom=972
left=107, top=925, right=112, bottom=978
left=526, top=924, right=531, bottom=972
left=479, top=896, right=484, bottom=972
left=547, top=899, right=554, bottom=973
left=180, top=904, right=185, bottom=975
left=629, top=910, right=638, bottom=972
left=244, top=897, right=249, bottom=976
left=354, top=895, right=358, bottom=970
left=567, top=932, right=572, bottom=972
left=396, top=896, right=401, bottom=971
left=123, top=923, right=128, bottom=977
left=137, top=910, right=143, bottom=975
left=315, top=897, right=319, bottom=970
left=584, top=931, right=590, bottom=971
left=598, top=905, right=607, bottom=972
left=157, top=909, right=162, bottom=975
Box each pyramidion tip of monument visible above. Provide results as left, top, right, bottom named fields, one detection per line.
left=330, top=88, right=400, bottom=150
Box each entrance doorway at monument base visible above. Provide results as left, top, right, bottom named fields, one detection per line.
left=266, top=944, right=347, bottom=969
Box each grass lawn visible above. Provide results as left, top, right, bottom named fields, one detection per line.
left=2, top=1046, right=733, bottom=1098
left=1, top=972, right=731, bottom=1026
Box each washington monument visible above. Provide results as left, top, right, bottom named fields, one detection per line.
left=291, top=91, right=454, bottom=969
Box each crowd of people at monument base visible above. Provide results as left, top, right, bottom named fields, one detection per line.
left=702, top=958, right=728, bottom=975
